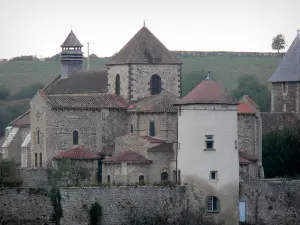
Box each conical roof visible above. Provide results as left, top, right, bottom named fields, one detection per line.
left=268, top=31, right=300, bottom=82
left=61, top=30, right=83, bottom=48
left=108, top=26, right=181, bottom=65
left=177, top=73, right=237, bottom=105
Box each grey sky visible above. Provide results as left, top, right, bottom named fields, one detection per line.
left=0, top=0, right=299, bottom=59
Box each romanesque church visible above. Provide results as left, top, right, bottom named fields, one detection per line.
left=3, top=25, right=300, bottom=187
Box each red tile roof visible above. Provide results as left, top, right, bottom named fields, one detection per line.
left=10, top=110, right=30, bottom=127
left=239, top=157, right=251, bottom=164
left=238, top=95, right=257, bottom=113
left=177, top=79, right=236, bottom=105
left=54, top=147, right=100, bottom=160
left=102, top=150, right=152, bottom=164
left=141, top=136, right=165, bottom=143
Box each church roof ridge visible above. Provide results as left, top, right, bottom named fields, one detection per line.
left=60, top=30, right=83, bottom=48
left=108, top=26, right=181, bottom=65
left=268, top=30, right=300, bottom=82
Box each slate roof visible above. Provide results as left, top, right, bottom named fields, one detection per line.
left=9, top=110, right=30, bottom=127
left=260, top=112, right=300, bottom=134
left=177, top=74, right=237, bottom=105
left=268, top=31, right=300, bottom=82
left=45, top=70, right=108, bottom=95
left=128, top=92, right=178, bottom=113
left=54, top=147, right=100, bottom=160
left=60, top=30, right=83, bottom=48
left=108, top=26, right=181, bottom=65
left=148, top=143, right=173, bottom=152
left=46, top=94, right=128, bottom=110
left=102, top=150, right=152, bottom=164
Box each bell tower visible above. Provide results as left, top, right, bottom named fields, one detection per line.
left=60, top=30, right=84, bottom=78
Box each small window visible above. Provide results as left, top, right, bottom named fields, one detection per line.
left=207, top=196, right=219, bottom=212
left=39, top=153, right=42, bottom=167
left=35, top=153, right=38, bottom=168
left=139, top=175, right=145, bottom=185
left=210, top=171, right=218, bottom=180
left=161, top=172, right=168, bottom=182
left=283, top=103, right=286, bottom=112
left=73, top=131, right=79, bottom=145
left=37, top=129, right=40, bottom=144
left=149, top=121, right=155, bottom=137
left=178, top=170, right=181, bottom=185
left=115, top=74, right=120, bottom=96
left=282, top=82, right=288, bottom=94
left=150, top=74, right=162, bottom=95
left=205, top=135, right=214, bottom=149
left=130, top=124, right=134, bottom=133
left=107, top=175, right=110, bottom=184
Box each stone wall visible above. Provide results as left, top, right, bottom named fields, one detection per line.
left=240, top=179, right=300, bottom=225
left=107, top=65, right=130, bottom=101
left=271, top=82, right=299, bottom=114
left=19, top=168, right=50, bottom=187
left=0, top=186, right=187, bottom=225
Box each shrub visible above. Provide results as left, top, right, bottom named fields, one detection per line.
left=0, top=159, right=23, bottom=187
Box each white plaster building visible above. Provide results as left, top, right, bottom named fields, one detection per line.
left=176, top=72, right=240, bottom=225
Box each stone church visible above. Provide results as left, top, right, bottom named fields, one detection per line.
left=1, top=25, right=270, bottom=185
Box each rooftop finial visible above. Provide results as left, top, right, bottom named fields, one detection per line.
left=205, top=71, right=212, bottom=80
left=143, top=20, right=145, bottom=27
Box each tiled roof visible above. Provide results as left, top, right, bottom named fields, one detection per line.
left=102, top=150, right=152, bottom=164
left=141, top=136, right=165, bottom=143
left=238, top=95, right=258, bottom=114
left=128, top=92, right=178, bottom=113
left=177, top=75, right=237, bottom=105
left=46, top=94, right=128, bottom=110
left=239, top=151, right=258, bottom=162
left=148, top=143, right=173, bottom=152
left=54, top=147, right=100, bottom=160
left=108, top=26, right=181, bottom=65
left=60, top=30, right=83, bottom=48
left=10, top=110, right=30, bottom=127
left=268, top=31, right=300, bottom=82
left=261, top=112, right=300, bottom=134
left=239, top=157, right=251, bottom=165
left=45, top=70, right=108, bottom=95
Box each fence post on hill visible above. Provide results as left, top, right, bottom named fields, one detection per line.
left=83, top=42, right=96, bottom=71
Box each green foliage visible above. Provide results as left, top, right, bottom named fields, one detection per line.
left=53, top=158, right=91, bottom=187
left=0, top=85, right=11, bottom=100
left=272, top=34, right=286, bottom=53
left=0, top=159, right=23, bottom=187
left=50, top=188, right=63, bottom=225
left=9, top=83, right=44, bottom=100
left=230, top=74, right=271, bottom=112
left=9, top=55, right=40, bottom=62
left=263, top=126, right=300, bottom=178
left=89, top=202, right=103, bottom=225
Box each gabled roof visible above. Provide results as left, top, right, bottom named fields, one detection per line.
left=238, top=95, right=258, bottom=114
left=148, top=143, right=173, bottom=152
left=239, top=151, right=258, bottom=162
left=141, top=136, right=165, bottom=143
left=9, top=110, right=30, bottom=127
left=128, top=92, right=178, bottom=113
left=102, top=150, right=152, bottom=164
left=177, top=73, right=237, bottom=105
left=44, top=70, right=108, bottom=95
left=268, top=31, right=300, bottom=82
left=54, top=147, right=100, bottom=160
left=108, top=26, right=181, bottom=65
left=60, top=30, right=83, bottom=48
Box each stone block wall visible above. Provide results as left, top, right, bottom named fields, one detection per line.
left=240, top=179, right=300, bottom=225
left=107, top=65, right=130, bottom=101
left=0, top=186, right=187, bottom=225
left=19, top=168, right=50, bottom=187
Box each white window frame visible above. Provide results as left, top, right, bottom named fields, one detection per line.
left=207, top=196, right=219, bottom=212
left=205, top=135, right=214, bottom=150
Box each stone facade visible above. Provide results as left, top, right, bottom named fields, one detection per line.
left=271, top=82, right=299, bottom=114
left=107, top=65, right=130, bottom=101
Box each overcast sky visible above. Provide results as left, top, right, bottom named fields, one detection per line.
left=0, top=0, right=299, bottom=59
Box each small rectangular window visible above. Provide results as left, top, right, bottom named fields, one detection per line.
left=210, top=171, right=218, bottom=180
left=205, top=135, right=214, bottom=149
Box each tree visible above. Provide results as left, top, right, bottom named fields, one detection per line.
left=53, top=158, right=91, bottom=187
left=272, top=34, right=286, bottom=54
left=0, top=159, right=23, bottom=187
left=263, top=126, right=300, bottom=178
left=10, top=83, right=44, bottom=100
left=0, top=85, right=11, bottom=100
left=230, top=74, right=271, bottom=112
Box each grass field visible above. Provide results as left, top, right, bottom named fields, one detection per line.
left=0, top=56, right=280, bottom=94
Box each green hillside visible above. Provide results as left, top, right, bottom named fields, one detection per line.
left=0, top=56, right=280, bottom=95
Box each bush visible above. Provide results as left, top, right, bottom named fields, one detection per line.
left=0, top=160, right=23, bottom=187
left=89, top=202, right=103, bottom=225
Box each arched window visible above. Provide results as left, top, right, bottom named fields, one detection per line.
left=73, top=131, right=78, bottom=145
left=35, top=153, right=38, bottom=168
left=139, top=175, right=145, bottom=185
left=161, top=172, right=168, bottom=182
left=39, top=153, right=42, bottom=167
left=150, top=74, right=162, bottom=95
left=115, top=74, right=120, bottom=96
left=107, top=175, right=111, bottom=184
left=207, top=196, right=219, bottom=212
left=37, top=129, right=40, bottom=144
left=178, top=170, right=181, bottom=185
left=173, top=170, right=176, bottom=183
left=149, top=121, right=155, bottom=137
left=130, top=124, right=134, bottom=133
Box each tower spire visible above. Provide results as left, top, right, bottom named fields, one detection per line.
left=297, top=29, right=299, bottom=36
left=205, top=71, right=212, bottom=80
